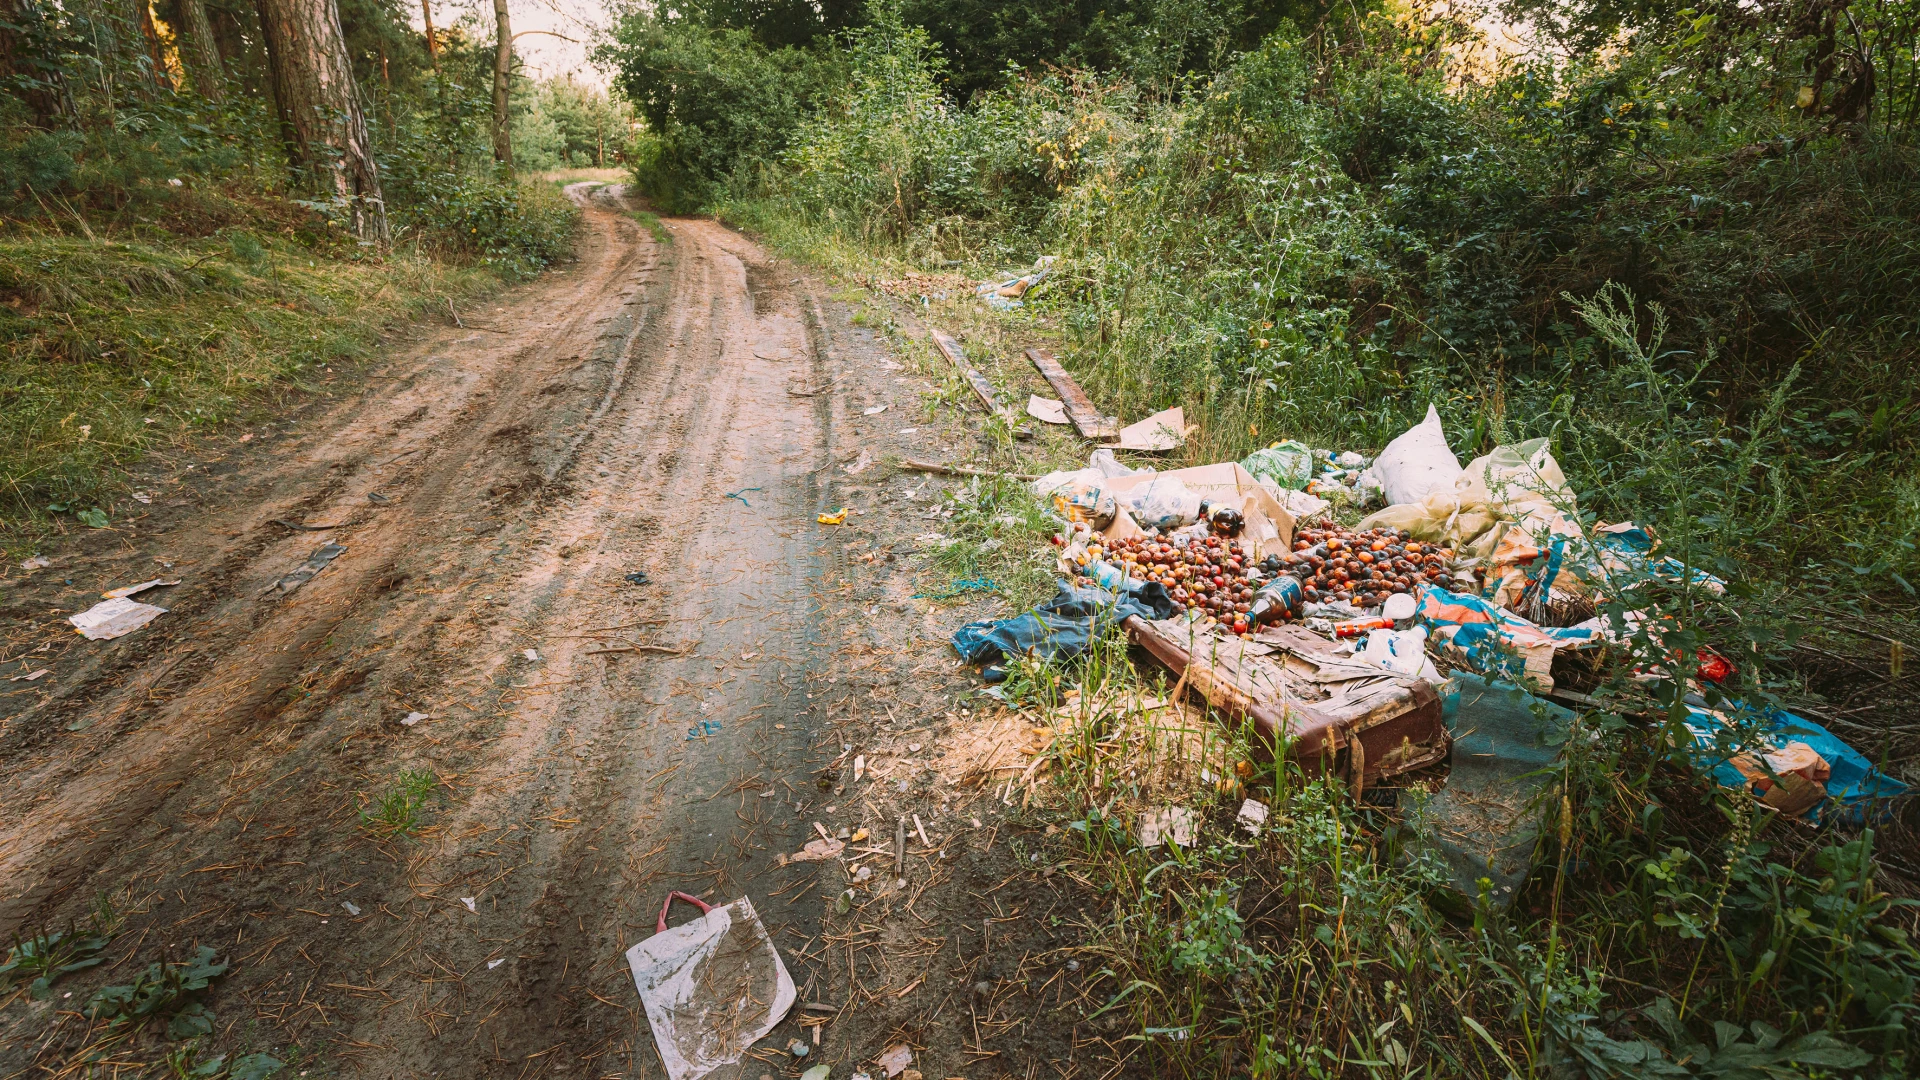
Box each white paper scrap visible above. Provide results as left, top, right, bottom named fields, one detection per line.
left=69, top=597, right=168, bottom=641
left=1025, top=396, right=1070, bottom=425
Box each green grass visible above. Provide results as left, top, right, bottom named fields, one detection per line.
left=358, top=769, right=438, bottom=839
left=629, top=210, right=673, bottom=245
left=0, top=229, right=502, bottom=537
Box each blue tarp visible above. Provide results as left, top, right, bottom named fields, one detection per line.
left=1684, top=703, right=1908, bottom=826
left=951, top=580, right=1181, bottom=667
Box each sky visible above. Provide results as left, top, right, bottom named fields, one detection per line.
left=410, top=0, right=616, bottom=88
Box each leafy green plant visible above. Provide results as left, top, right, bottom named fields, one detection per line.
left=360, top=769, right=440, bottom=838
left=0, top=927, right=110, bottom=999
left=85, top=945, right=229, bottom=1039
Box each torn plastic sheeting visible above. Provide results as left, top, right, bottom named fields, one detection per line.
left=263, top=543, right=346, bottom=597
left=1414, top=585, right=1602, bottom=692
left=1585, top=522, right=1728, bottom=597
left=1403, top=672, right=1573, bottom=912
left=1683, top=703, right=1908, bottom=826
left=976, top=256, right=1056, bottom=310
left=627, top=893, right=795, bottom=1080
left=951, top=581, right=1180, bottom=667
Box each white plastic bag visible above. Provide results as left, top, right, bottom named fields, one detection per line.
left=1372, top=405, right=1464, bottom=507
left=627, top=893, right=795, bottom=1080
left=1123, top=476, right=1202, bottom=530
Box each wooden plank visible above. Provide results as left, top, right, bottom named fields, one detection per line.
left=1025, top=349, right=1119, bottom=438
left=928, top=328, right=1007, bottom=416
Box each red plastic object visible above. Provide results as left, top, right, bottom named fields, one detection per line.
left=656, top=891, right=713, bottom=933
left=1696, top=649, right=1736, bottom=684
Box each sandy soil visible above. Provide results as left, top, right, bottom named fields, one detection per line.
left=0, top=187, right=1119, bottom=1080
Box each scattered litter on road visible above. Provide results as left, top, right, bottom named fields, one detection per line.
left=790, top=1040, right=810, bottom=1057
left=262, top=543, right=346, bottom=597
left=131, top=490, right=153, bottom=504
left=488, top=958, right=505, bottom=969
left=1139, top=806, right=1197, bottom=848
left=778, top=838, right=846, bottom=865
left=876, top=1044, right=914, bottom=1077
left=1236, top=798, right=1269, bottom=835
left=863, top=404, right=889, bottom=416
left=20, top=556, right=51, bottom=570
left=461, top=897, right=477, bottom=912
left=402, top=711, right=428, bottom=726
left=69, top=597, right=168, bottom=641
left=625, top=571, right=652, bottom=585
left=687, top=719, right=722, bottom=740
left=341, top=901, right=361, bottom=916
left=800, top=1067, right=830, bottom=1080
left=10, top=669, right=51, bottom=682
left=103, top=578, right=180, bottom=599
left=817, top=508, right=851, bottom=525
left=725, top=487, right=762, bottom=507
left=523, top=648, right=539, bottom=662
left=626, top=892, right=795, bottom=1080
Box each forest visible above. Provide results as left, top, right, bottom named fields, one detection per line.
left=4, top=0, right=1920, bottom=1075
left=601, top=0, right=1920, bottom=1074
left=1, top=0, right=628, bottom=516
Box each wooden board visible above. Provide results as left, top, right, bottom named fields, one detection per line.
left=1024, top=349, right=1119, bottom=438
left=929, top=329, right=1007, bottom=416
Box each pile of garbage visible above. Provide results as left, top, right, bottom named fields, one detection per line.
left=955, top=400, right=1907, bottom=862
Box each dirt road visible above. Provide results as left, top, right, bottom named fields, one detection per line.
left=0, top=186, right=903, bottom=1076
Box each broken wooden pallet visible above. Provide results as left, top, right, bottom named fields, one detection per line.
left=1025, top=348, right=1119, bottom=438
left=929, top=329, right=1008, bottom=417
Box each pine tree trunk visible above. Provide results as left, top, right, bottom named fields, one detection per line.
left=419, top=0, right=437, bottom=69
left=491, top=0, right=512, bottom=171
left=257, top=0, right=390, bottom=243
left=178, top=0, right=227, bottom=101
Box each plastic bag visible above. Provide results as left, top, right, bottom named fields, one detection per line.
left=1123, top=476, right=1202, bottom=531
left=1372, top=405, right=1464, bottom=506
left=1241, top=441, right=1315, bottom=490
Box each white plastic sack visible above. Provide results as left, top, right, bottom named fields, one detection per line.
left=1123, top=476, right=1202, bottom=530
left=1373, top=405, right=1464, bottom=507
left=626, top=894, right=795, bottom=1080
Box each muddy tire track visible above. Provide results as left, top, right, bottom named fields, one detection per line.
left=0, top=187, right=864, bottom=1078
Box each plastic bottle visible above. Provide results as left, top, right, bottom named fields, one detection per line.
left=1248, top=575, right=1305, bottom=625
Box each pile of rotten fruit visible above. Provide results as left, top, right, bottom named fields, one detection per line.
left=1068, top=518, right=1475, bottom=639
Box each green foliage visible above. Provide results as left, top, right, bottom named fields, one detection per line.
left=84, top=945, right=230, bottom=1039
left=599, top=14, right=846, bottom=212
left=0, top=927, right=110, bottom=999
left=514, top=78, right=632, bottom=172
left=361, top=769, right=439, bottom=838
left=927, top=473, right=1059, bottom=607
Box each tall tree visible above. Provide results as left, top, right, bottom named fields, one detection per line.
left=176, top=0, right=227, bottom=100
left=256, top=0, right=389, bottom=241
left=491, top=0, right=512, bottom=169
left=419, top=0, right=437, bottom=68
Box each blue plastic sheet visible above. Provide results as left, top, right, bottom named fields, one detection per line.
left=951, top=580, right=1180, bottom=666
left=1683, top=703, right=1908, bottom=825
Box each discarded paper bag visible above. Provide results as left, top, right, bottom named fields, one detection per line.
left=626, top=892, right=796, bottom=1080
left=1097, top=462, right=1295, bottom=559
left=70, top=597, right=168, bottom=641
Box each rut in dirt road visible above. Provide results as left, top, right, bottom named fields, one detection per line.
left=0, top=186, right=865, bottom=1077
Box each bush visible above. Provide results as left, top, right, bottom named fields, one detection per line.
left=599, top=15, right=845, bottom=212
